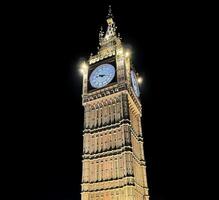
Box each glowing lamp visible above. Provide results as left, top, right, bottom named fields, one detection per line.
left=81, top=62, right=88, bottom=70
left=137, top=77, right=143, bottom=84
left=79, top=62, right=88, bottom=75
left=79, top=68, right=84, bottom=74
left=125, top=50, right=131, bottom=57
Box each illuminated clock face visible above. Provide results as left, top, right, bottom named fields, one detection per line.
left=89, top=64, right=115, bottom=89
left=131, top=70, right=140, bottom=97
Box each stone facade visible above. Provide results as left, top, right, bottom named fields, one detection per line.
left=81, top=6, right=149, bottom=200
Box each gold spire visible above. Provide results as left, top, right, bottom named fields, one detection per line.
left=91, top=4, right=122, bottom=61
left=106, top=5, right=113, bottom=19
left=97, top=5, right=118, bottom=48
left=106, top=5, right=114, bottom=25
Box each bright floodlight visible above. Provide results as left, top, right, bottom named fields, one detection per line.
left=137, top=77, right=143, bottom=84
left=79, top=68, right=84, bottom=74
left=79, top=62, right=88, bottom=75
left=81, top=62, right=88, bottom=70
left=125, top=49, right=131, bottom=57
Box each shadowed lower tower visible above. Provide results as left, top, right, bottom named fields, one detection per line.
left=80, top=6, right=150, bottom=200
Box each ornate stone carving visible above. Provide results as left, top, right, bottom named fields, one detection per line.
left=81, top=5, right=149, bottom=200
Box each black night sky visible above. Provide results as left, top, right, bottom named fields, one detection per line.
left=10, top=1, right=198, bottom=200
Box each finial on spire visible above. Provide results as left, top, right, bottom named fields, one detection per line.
left=107, top=5, right=113, bottom=19
left=99, top=26, right=104, bottom=45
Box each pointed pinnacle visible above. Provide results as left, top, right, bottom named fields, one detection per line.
left=107, top=5, right=113, bottom=19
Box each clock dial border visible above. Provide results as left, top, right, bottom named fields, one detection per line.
left=89, top=64, right=115, bottom=89
left=131, top=70, right=140, bottom=97
left=88, top=57, right=117, bottom=92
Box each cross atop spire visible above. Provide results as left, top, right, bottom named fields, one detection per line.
left=107, top=5, right=113, bottom=19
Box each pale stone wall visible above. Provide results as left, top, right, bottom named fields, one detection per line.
left=81, top=12, right=149, bottom=200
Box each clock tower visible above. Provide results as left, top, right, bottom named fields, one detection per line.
left=80, top=6, right=149, bottom=200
